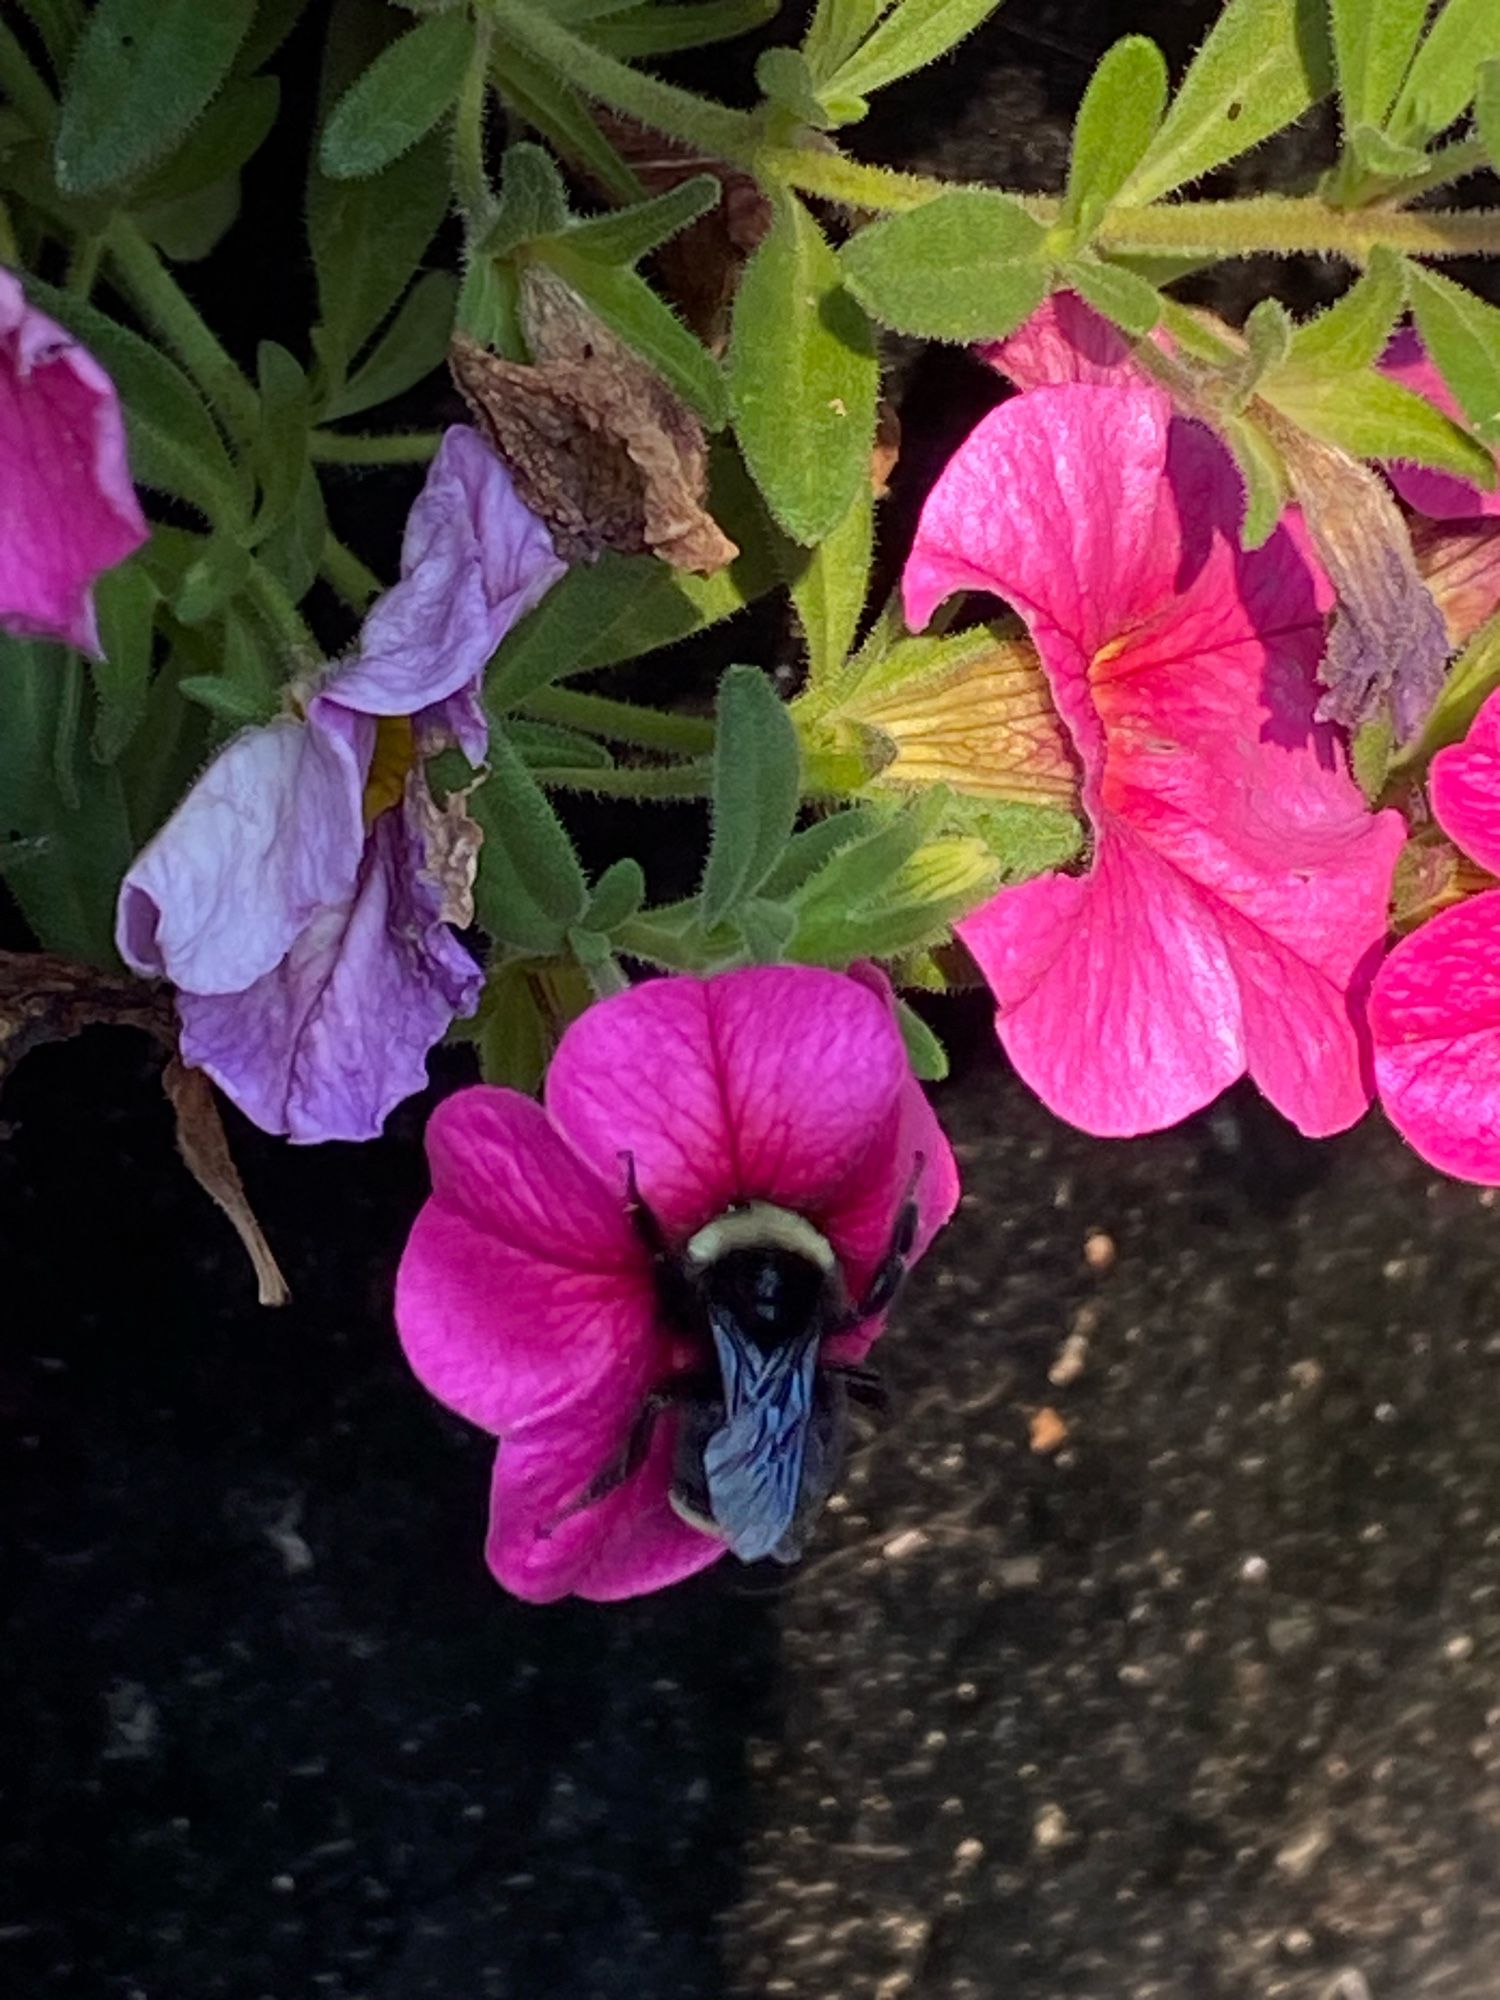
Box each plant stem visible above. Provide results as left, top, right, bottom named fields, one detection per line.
left=65, top=234, right=102, bottom=297
left=1096, top=197, right=1500, bottom=261
left=454, top=13, right=497, bottom=227
left=310, top=429, right=444, bottom=465
left=486, top=0, right=758, bottom=160
left=613, top=915, right=707, bottom=970
left=534, top=759, right=715, bottom=798
left=0, top=22, right=57, bottom=137
left=522, top=686, right=716, bottom=755
left=244, top=558, right=316, bottom=660
left=319, top=535, right=383, bottom=613
left=762, top=145, right=954, bottom=212
left=103, top=220, right=259, bottom=439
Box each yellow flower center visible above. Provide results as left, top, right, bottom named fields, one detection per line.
left=363, top=714, right=416, bottom=826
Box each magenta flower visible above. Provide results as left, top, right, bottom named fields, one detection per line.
left=0, top=268, right=147, bottom=652
left=1381, top=326, right=1500, bottom=523
left=904, top=382, right=1406, bottom=1138
left=116, top=427, right=564, bottom=1142
left=394, top=966, right=959, bottom=1603
left=1370, top=688, right=1500, bottom=1181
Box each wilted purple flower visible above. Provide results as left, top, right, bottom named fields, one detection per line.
left=117, top=428, right=565, bottom=1142
left=0, top=268, right=147, bottom=652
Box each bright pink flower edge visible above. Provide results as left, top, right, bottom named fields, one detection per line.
left=904, top=377, right=1405, bottom=1139
left=394, top=965, right=959, bottom=1603
left=1371, top=687, right=1500, bottom=1181
left=0, top=268, right=147, bottom=653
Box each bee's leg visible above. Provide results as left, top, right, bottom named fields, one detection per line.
left=822, top=1362, right=889, bottom=1413
left=540, top=1372, right=716, bottom=1533
left=621, top=1149, right=696, bottom=1327
left=834, top=1153, right=925, bottom=1331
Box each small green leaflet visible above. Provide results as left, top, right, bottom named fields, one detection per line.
left=319, top=11, right=474, bottom=179
left=1288, top=247, right=1405, bottom=373
left=1329, top=0, right=1428, bottom=132
left=307, top=130, right=452, bottom=376
left=823, top=0, right=1007, bottom=102
left=470, top=729, right=590, bottom=954
left=790, top=486, right=875, bottom=692
left=1063, top=35, right=1168, bottom=241
left=839, top=191, right=1047, bottom=342
left=54, top=0, right=256, bottom=195
left=1407, top=265, right=1500, bottom=449
left=1388, top=0, right=1500, bottom=148
left=699, top=666, right=803, bottom=930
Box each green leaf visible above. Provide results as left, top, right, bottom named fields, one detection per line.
left=757, top=46, right=846, bottom=128
left=1062, top=259, right=1161, bottom=336
left=736, top=897, right=798, bottom=963
left=505, top=718, right=616, bottom=769
left=21, top=279, right=243, bottom=523
left=700, top=665, right=803, bottom=929
left=89, top=559, right=158, bottom=764
left=320, top=11, right=472, bottom=179
left=1263, top=363, right=1498, bottom=484
left=583, top=857, right=647, bottom=933
left=1408, top=608, right=1500, bottom=761
left=0, top=635, right=136, bottom=967
left=1330, top=0, right=1428, bottom=131
left=257, top=465, right=328, bottom=603
left=456, top=253, right=526, bottom=359
left=54, top=0, right=256, bottom=196
left=1343, top=119, right=1429, bottom=177
left=1288, top=246, right=1405, bottom=371
left=468, top=960, right=551, bottom=1095
left=592, top=0, right=779, bottom=59
left=1121, top=0, right=1334, bottom=206
left=1242, top=296, right=1293, bottom=387
left=1479, top=56, right=1500, bottom=169
left=838, top=191, right=1047, bottom=341
left=964, top=798, right=1084, bottom=881
left=482, top=142, right=572, bottom=259
left=15, top=0, right=83, bottom=76
left=1219, top=410, right=1289, bottom=548
left=307, top=129, right=451, bottom=375
left=238, top=0, right=310, bottom=75
left=173, top=537, right=251, bottom=625
left=251, top=341, right=311, bottom=542
left=759, top=804, right=885, bottom=898
left=489, top=449, right=791, bottom=704
left=557, top=173, right=720, bottom=265
left=489, top=41, right=645, bottom=206
left=792, top=823, right=999, bottom=964
left=470, top=727, right=590, bottom=953
left=894, top=995, right=948, bottom=1080
left=544, top=245, right=728, bottom=428
left=321, top=269, right=458, bottom=422
left=1388, top=0, right=1500, bottom=147
left=1350, top=714, right=1394, bottom=803
left=791, top=484, right=874, bottom=690
left=825, top=0, right=1006, bottom=102
left=1063, top=35, right=1168, bottom=238
left=130, top=75, right=279, bottom=205
left=729, top=194, right=878, bottom=543
left=179, top=612, right=279, bottom=727
left=805, top=0, right=895, bottom=81
left=137, top=174, right=242, bottom=264
left=1407, top=264, right=1500, bottom=447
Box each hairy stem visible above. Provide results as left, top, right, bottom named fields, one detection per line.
left=453, top=13, right=497, bottom=227
left=310, top=429, right=444, bottom=465
left=0, top=22, right=57, bottom=137
left=535, top=759, right=715, bottom=798
left=104, top=220, right=259, bottom=439
left=522, top=686, right=716, bottom=755
left=319, top=535, right=383, bottom=613
left=244, top=558, right=317, bottom=660
left=486, top=0, right=758, bottom=160
left=1096, top=197, right=1500, bottom=261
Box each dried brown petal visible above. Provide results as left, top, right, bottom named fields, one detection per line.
left=1409, top=516, right=1500, bottom=650
left=1255, top=404, right=1449, bottom=743
left=163, top=1058, right=289, bottom=1309
left=0, top=948, right=173, bottom=1080
left=406, top=767, right=482, bottom=931
left=449, top=268, right=736, bottom=575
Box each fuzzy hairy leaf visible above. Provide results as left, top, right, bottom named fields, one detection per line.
left=700, top=666, right=803, bottom=929
left=1064, top=35, right=1168, bottom=238
left=839, top=190, right=1046, bottom=341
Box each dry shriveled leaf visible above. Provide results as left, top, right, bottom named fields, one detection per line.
left=450, top=268, right=737, bottom=573
left=0, top=949, right=174, bottom=1079
left=163, top=1058, right=289, bottom=1308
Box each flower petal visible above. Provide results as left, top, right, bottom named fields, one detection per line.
left=396, top=1086, right=663, bottom=1436
left=912, top=386, right=1404, bottom=1138
left=1430, top=685, right=1500, bottom=876
left=979, top=290, right=1155, bottom=391
left=178, top=803, right=480, bottom=1142
left=1371, top=889, right=1500, bottom=1182
left=115, top=706, right=369, bottom=995
left=325, top=427, right=565, bottom=758
left=1381, top=326, right=1500, bottom=521
left=485, top=1418, right=724, bottom=1604
left=0, top=270, right=148, bottom=653
left=544, top=966, right=909, bottom=1240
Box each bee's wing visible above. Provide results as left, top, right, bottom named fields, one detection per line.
left=702, top=1315, right=820, bottom=1564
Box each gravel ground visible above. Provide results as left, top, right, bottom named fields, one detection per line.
left=6, top=1029, right=1500, bottom=2000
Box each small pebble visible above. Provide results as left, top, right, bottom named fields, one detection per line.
left=1029, top=1407, right=1069, bottom=1455
left=1083, top=1231, right=1116, bottom=1272
left=1049, top=1332, right=1089, bottom=1387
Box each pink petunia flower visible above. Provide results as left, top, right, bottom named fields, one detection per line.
left=394, top=966, right=959, bottom=1603
left=1370, top=687, right=1500, bottom=1181
left=1380, top=325, right=1500, bottom=523
left=116, top=427, right=564, bottom=1142
left=0, top=268, right=147, bottom=652
left=904, top=381, right=1407, bottom=1139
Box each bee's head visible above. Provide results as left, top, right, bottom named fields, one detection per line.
left=683, top=1202, right=841, bottom=1350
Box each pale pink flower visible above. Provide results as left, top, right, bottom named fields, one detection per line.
left=904, top=381, right=1406, bottom=1138
left=0, top=269, right=147, bottom=652
left=1371, top=687, right=1500, bottom=1181
left=394, top=966, right=958, bottom=1603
